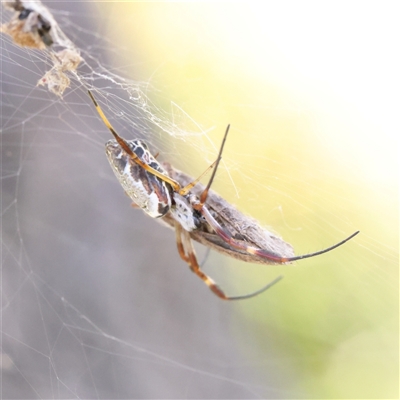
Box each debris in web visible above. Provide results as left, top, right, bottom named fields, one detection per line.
left=1, top=0, right=82, bottom=96
left=37, top=48, right=82, bottom=96
left=1, top=0, right=56, bottom=48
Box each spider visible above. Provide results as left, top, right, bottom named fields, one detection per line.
left=88, top=90, right=359, bottom=300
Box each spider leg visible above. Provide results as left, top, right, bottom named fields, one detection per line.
left=88, top=90, right=181, bottom=191
left=175, top=223, right=283, bottom=300
left=199, top=247, right=212, bottom=267
left=179, top=160, right=217, bottom=196
left=175, top=223, right=190, bottom=263
left=188, top=124, right=359, bottom=261
left=199, top=205, right=359, bottom=263
left=196, top=124, right=230, bottom=207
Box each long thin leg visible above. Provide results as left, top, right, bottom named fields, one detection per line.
left=188, top=125, right=359, bottom=262
left=199, top=205, right=360, bottom=263
left=175, top=223, right=283, bottom=300
left=179, top=160, right=217, bottom=196
left=89, top=90, right=224, bottom=197
left=88, top=90, right=182, bottom=191
left=175, top=222, right=190, bottom=263
left=196, top=124, right=230, bottom=207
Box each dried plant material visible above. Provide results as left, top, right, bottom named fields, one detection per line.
left=37, top=49, right=82, bottom=96
left=54, top=48, right=82, bottom=71
left=2, top=0, right=76, bottom=48
left=2, top=1, right=81, bottom=95
left=1, top=0, right=55, bottom=48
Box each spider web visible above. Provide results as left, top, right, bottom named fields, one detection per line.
left=1, top=2, right=398, bottom=399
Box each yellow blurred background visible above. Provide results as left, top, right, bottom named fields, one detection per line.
left=93, top=2, right=397, bottom=398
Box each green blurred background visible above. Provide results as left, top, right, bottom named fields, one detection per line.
left=94, top=2, right=397, bottom=398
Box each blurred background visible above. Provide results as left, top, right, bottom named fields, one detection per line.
left=1, top=1, right=398, bottom=398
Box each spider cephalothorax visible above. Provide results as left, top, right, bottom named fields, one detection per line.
left=106, top=138, right=203, bottom=231
left=106, top=138, right=172, bottom=218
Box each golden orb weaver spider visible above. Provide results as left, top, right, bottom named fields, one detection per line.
left=88, top=90, right=359, bottom=300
